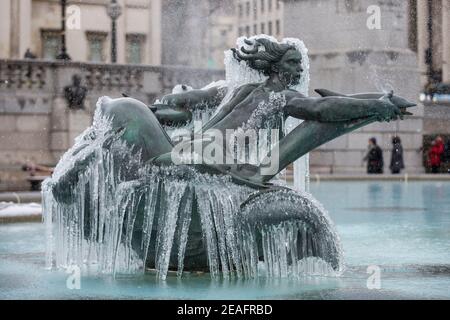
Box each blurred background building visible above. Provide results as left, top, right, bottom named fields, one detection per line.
left=283, top=0, right=423, bottom=173
left=0, top=0, right=223, bottom=191
left=161, top=0, right=236, bottom=69
left=1, top=0, right=450, bottom=190
left=236, top=0, right=284, bottom=38
left=416, top=0, right=450, bottom=138
left=0, top=0, right=162, bottom=65
left=162, top=0, right=449, bottom=174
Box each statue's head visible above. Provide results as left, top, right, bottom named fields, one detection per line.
left=232, top=38, right=303, bottom=87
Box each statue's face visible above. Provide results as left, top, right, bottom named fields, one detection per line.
left=275, top=49, right=303, bottom=87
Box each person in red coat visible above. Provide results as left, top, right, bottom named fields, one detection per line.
left=428, top=136, right=445, bottom=173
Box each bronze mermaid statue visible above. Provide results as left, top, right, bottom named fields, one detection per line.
left=46, top=37, right=416, bottom=276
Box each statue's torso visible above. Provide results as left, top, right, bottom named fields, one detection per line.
left=212, top=84, right=299, bottom=133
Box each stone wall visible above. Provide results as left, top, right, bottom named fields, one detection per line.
left=283, top=0, right=424, bottom=174
left=0, top=59, right=223, bottom=191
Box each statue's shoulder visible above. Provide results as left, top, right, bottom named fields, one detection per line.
left=228, top=82, right=261, bottom=100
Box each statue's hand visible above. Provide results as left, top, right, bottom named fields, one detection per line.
left=376, top=91, right=404, bottom=122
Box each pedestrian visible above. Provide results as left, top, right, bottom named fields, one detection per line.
left=390, top=136, right=404, bottom=174
left=364, top=137, right=384, bottom=174
left=428, top=136, right=444, bottom=173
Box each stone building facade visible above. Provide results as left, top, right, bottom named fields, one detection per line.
left=415, top=0, right=450, bottom=136
left=0, top=59, right=223, bottom=191
left=236, top=0, right=284, bottom=38
left=0, top=0, right=162, bottom=65
left=160, top=0, right=286, bottom=68
left=283, top=0, right=424, bottom=174
left=1, top=0, right=448, bottom=192
left=161, top=0, right=237, bottom=69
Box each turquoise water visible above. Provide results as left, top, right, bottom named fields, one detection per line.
left=0, top=181, right=449, bottom=299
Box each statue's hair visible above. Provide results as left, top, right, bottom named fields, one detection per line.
left=231, top=38, right=297, bottom=76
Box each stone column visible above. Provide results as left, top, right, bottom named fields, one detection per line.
left=9, top=0, right=32, bottom=58
left=9, top=0, right=20, bottom=58
left=150, top=0, right=162, bottom=65
left=19, top=0, right=32, bottom=58
left=443, top=0, right=450, bottom=82
left=116, top=0, right=126, bottom=64
left=416, top=0, right=429, bottom=86
left=0, top=0, right=11, bottom=58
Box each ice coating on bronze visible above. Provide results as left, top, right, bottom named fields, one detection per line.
left=43, top=100, right=344, bottom=278
left=44, top=35, right=415, bottom=279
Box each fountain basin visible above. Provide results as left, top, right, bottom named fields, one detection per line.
left=1, top=181, right=449, bottom=299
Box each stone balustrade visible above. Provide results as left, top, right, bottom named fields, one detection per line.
left=0, top=59, right=224, bottom=102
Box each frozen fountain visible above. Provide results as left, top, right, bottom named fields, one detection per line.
left=43, top=35, right=415, bottom=280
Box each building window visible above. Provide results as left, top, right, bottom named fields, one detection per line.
left=245, top=25, right=250, bottom=36
left=238, top=4, right=243, bottom=18
left=276, top=0, right=280, bottom=10
left=246, top=2, right=250, bottom=16
left=126, top=34, right=145, bottom=64
left=261, top=23, right=265, bottom=34
left=268, top=0, right=272, bottom=11
left=238, top=27, right=243, bottom=36
left=268, top=21, right=273, bottom=35
left=276, top=19, right=280, bottom=35
left=253, top=0, right=257, bottom=19
left=86, top=32, right=107, bottom=62
left=261, top=0, right=265, bottom=13
left=41, top=30, right=61, bottom=60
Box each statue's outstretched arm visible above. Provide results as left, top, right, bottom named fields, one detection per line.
left=159, top=86, right=224, bottom=110
left=285, top=92, right=405, bottom=123
left=314, top=89, right=415, bottom=114
left=154, top=86, right=226, bottom=125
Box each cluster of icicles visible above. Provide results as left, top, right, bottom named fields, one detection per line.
left=43, top=112, right=342, bottom=280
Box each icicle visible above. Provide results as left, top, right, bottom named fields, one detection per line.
left=42, top=180, right=54, bottom=270
left=141, top=180, right=160, bottom=267
left=195, top=187, right=221, bottom=278
left=175, top=187, right=194, bottom=276
left=155, top=180, right=187, bottom=280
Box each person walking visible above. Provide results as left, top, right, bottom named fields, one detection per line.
left=364, top=137, right=384, bottom=174
left=428, top=136, right=445, bottom=173
left=390, top=136, right=404, bottom=174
